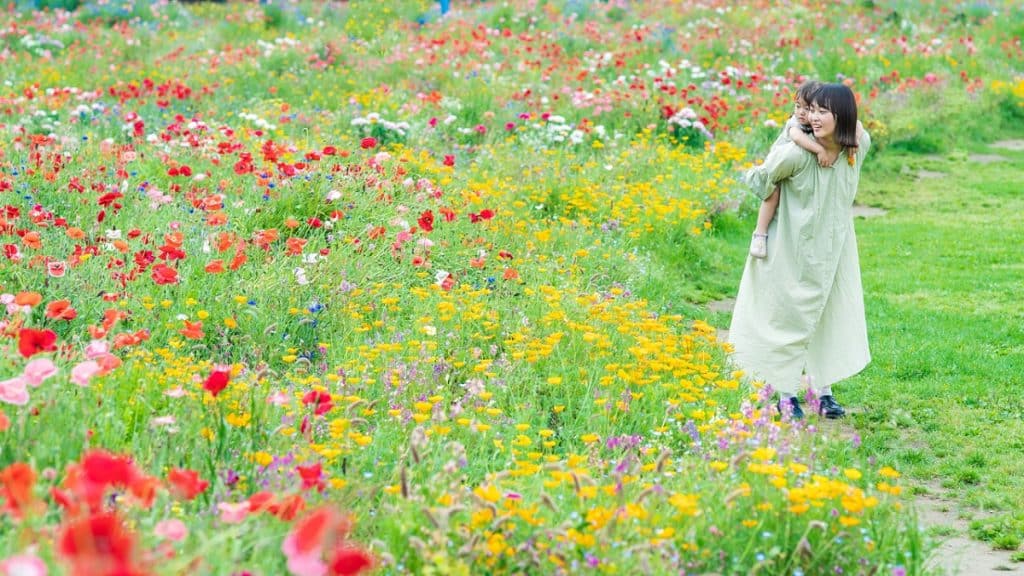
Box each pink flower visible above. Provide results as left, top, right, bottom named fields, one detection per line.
left=0, top=552, right=47, bottom=576
left=267, top=391, right=290, bottom=406
left=84, top=340, right=110, bottom=359
left=0, top=377, right=28, bottom=406
left=70, top=361, right=101, bottom=387
left=22, top=358, right=57, bottom=387
left=283, top=533, right=327, bottom=576
left=154, top=519, right=188, bottom=542
left=217, top=501, right=251, bottom=524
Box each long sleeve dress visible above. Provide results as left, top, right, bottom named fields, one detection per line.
left=727, top=130, right=872, bottom=395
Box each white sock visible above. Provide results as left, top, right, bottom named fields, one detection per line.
left=817, top=385, right=832, bottom=397
left=780, top=392, right=797, bottom=401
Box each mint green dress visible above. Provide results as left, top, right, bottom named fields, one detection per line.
left=728, top=130, right=872, bottom=395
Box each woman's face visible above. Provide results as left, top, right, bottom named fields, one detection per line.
left=807, top=104, right=836, bottom=141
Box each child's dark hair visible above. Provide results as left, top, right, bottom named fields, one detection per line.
left=795, top=80, right=823, bottom=104
left=809, top=83, right=859, bottom=150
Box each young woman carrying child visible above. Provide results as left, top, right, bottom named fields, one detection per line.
left=749, top=80, right=832, bottom=259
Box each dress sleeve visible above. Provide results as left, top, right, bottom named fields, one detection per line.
left=856, top=127, right=871, bottom=164
left=743, top=141, right=808, bottom=200
left=770, top=116, right=799, bottom=149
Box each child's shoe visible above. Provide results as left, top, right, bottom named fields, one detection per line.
left=749, top=233, right=768, bottom=259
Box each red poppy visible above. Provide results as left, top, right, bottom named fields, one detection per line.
left=359, top=137, right=377, bottom=149
left=167, top=468, right=209, bottom=501
left=302, top=390, right=333, bottom=416
left=58, top=512, right=143, bottom=576
left=18, top=328, right=57, bottom=358
left=45, top=300, right=78, bottom=321
left=291, top=507, right=335, bottom=554
left=296, top=463, right=325, bottom=491
left=81, top=450, right=141, bottom=488
left=203, top=369, right=230, bottom=397
left=417, top=210, right=434, bottom=233
left=151, top=264, right=179, bottom=285
left=329, top=547, right=374, bottom=576
left=247, top=491, right=276, bottom=514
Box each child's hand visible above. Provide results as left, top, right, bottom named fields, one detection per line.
left=816, top=151, right=834, bottom=168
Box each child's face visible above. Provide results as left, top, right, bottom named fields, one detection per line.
left=794, top=99, right=810, bottom=125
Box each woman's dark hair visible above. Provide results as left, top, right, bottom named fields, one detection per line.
left=795, top=80, right=823, bottom=104
left=810, top=84, right=859, bottom=149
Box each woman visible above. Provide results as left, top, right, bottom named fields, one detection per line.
left=728, top=83, right=871, bottom=419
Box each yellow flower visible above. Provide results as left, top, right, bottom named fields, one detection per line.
left=668, top=492, right=700, bottom=517
left=879, top=466, right=901, bottom=479
left=844, top=468, right=862, bottom=481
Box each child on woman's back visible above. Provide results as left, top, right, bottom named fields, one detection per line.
left=749, top=80, right=831, bottom=259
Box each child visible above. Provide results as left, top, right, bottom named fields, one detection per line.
left=749, top=80, right=832, bottom=259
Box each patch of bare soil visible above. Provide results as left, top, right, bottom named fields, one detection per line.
left=915, top=489, right=1019, bottom=575
left=968, top=154, right=1009, bottom=164
left=852, top=205, right=888, bottom=218
left=991, top=140, right=1024, bottom=151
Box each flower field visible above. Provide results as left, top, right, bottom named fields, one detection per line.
left=0, top=0, right=1021, bottom=574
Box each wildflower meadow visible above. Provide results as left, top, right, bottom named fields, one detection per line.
left=0, top=0, right=1022, bottom=574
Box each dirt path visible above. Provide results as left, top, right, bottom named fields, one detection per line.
left=915, top=491, right=1019, bottom=575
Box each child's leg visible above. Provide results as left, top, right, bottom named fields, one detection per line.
left=749, top=186, right=780, bottom=259
left=754, top=186, right=781, bottom=235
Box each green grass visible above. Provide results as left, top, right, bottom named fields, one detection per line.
left=688, top=130, right=1024, bottom=554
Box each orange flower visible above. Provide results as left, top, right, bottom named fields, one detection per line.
left=45, top=300, right=78, bottom=321
left=229, top=248, right=247, bottom=271
left=112, top=239, right=129, bottom=253
left=252, top=229, right=280, bottom=248
left=1, top=462, right=39, bottom=518
left=285, top=218, right=301, bottom=229
left=179, top=320, right=204, bottom=340
left=14, top=292, right=42, bottom=307
left=164, top=231, right=184, bottom=248
left=286, top=237, right=308, bottom=256
left=215, top=232, right=238, bottom=252
left=66, top=227, right=86, bottom=240
left=205, top=260, right=225, bottom=274
left=206, top=211, right=228, bottom=226
left=21, top=232, right=42, bottom=250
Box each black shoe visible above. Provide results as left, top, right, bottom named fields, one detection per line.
left=776, top=397, right=804, bottom=420
left=819, top=395, right=846, bottom=419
